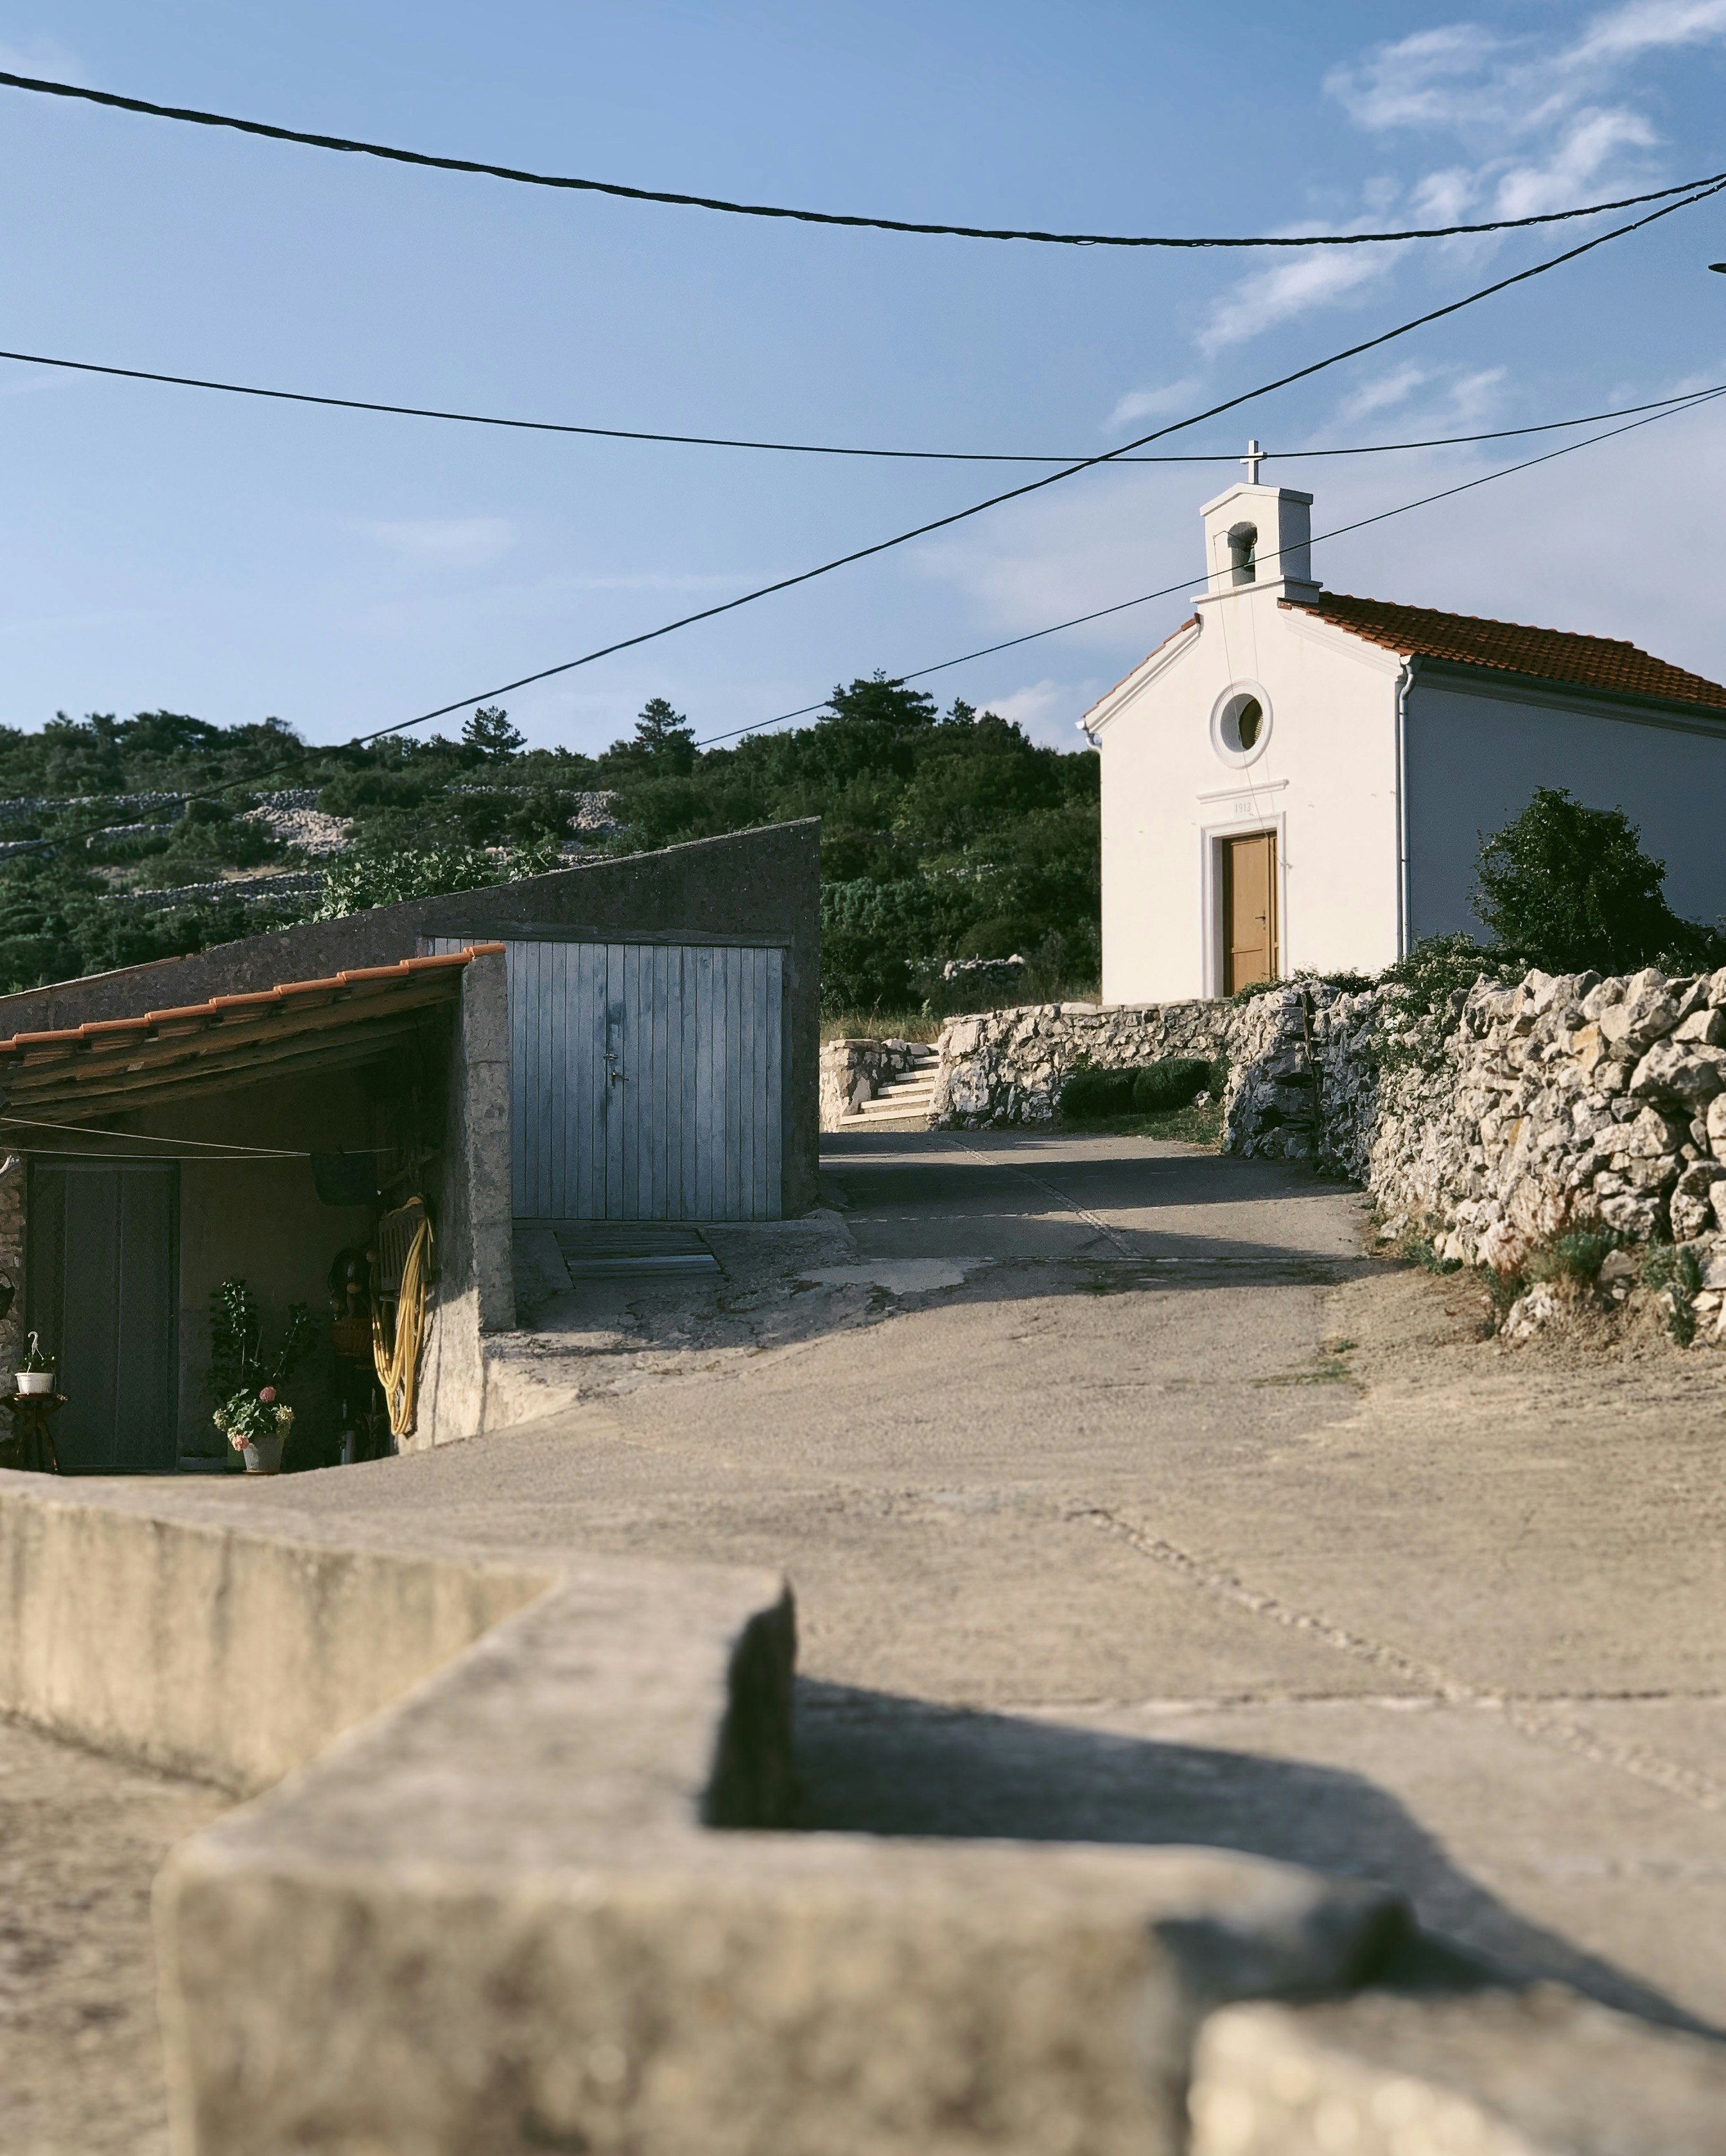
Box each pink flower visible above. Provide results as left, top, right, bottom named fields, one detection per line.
left=259, top=1386, right=277, bottom=1404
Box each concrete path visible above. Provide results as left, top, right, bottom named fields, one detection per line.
left=137, top=1130, right=1726, bottom=2037
left=0, top=1715, right=225, bottom=2156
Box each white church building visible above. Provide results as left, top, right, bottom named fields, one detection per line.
left=1083, top=459, right=1726, bottom=1001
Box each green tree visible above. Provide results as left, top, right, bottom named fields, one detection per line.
left=461, top=705, right=525, bottom=760
left=313, top=837, right=561, bottom=919
left=1473, top=787, right=1692, bottom=975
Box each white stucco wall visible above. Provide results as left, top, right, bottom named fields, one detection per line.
left=1091, top=589, right=1405, bottom=1003
left=1404, top=680, right=1726, bottom=941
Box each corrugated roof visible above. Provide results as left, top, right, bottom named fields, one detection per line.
left=1286, top=592, right=1726, bottom=712
left=0, top=945, right=503, bottom=1116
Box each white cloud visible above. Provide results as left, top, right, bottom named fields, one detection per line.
left=1569, top=0, right=1726, bottom=66
left=1409, top=166, right=1481, bottom=223
left=1326, top=24, right=1511, bottom=132
left=1445, top=367, right=1508, bottom=423
left=1106, top=378, right=1203, bottom=429
left=354, top=516, right=517, bottom=566
left=975, top=678, right=1097, bottom=746
left=1493, top=106, right=1657, bottom=217
left=1254, top=2, right=1726, bottom=351
left=1198, top=247, right=1398, bottom=353
left=562, top=570, right=749, bottom=592
left=0, top=35, right=84, bottom=81
left=1336, top=363, right=1429, bottom=421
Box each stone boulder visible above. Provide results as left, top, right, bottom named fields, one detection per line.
left=1628, top=1038, right=1726, bottom=1108
left=1669, top=1161, right=1726, bottom=1241
left=1594, top=968, right=1683, bottom=1053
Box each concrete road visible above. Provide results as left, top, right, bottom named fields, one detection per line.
left=0, top=1715, right=226, bottom=2156
left=211, top=1130, right=1726, bottom=2033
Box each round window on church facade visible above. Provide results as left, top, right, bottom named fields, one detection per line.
left=1210, top=684, right=1272, bottom=767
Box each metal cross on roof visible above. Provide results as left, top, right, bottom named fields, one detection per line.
left=1241, top=439, right=1266, bottom=485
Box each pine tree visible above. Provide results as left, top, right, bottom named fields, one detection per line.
left=462, top=705, right=525, bottom=760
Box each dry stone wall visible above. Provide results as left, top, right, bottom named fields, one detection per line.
left=1320, top=965, right=1726, bottom=1266
left=927, top=991, right=1322, bottom=1155
left=932, top=1002, right=1232, bottom=1126
left=928, top=965, right=1726, bottom=1311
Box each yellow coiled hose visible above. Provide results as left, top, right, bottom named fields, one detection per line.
left=372, top=1213, right=432, bottom=1439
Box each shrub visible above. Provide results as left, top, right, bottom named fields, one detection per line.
left=1133, top=1056, right=1223, bottom=1114
left=1061, top=1055, right=1224, bottom=1121
left=1524, top=1229, right=1619, bottom=1286
left=1060, top=1065, right=1137, bottom=1117
left=1474, top=787, right=1694, bottom=976
left=1482, top=1264, right=1527, bottom=1331
left=1230, top=967, right=1373, bottom=1006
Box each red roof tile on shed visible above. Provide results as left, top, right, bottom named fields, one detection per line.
left=1284, top=592, right=1726, bottom=713
left=0, top=945, right=504, bottom=1056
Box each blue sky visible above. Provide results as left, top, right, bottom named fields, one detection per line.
left=1, top=0, right=1725, bottom=755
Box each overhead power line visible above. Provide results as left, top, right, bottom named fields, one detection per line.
left=2, top=67, right=1722, bottom=250
left=283, top=171, right=1726, bottom=744
left=4, top=338, right=1721, bottom=468
left=693, top=383, right=1726, bottom=748
left=6, top=167, right=1720, bottom=859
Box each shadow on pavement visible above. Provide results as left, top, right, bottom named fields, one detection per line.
left=793, top=1679, right=1717, bottom=2040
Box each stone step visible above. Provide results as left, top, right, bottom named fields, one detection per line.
left=857, top=1085, right=937, bottom=1115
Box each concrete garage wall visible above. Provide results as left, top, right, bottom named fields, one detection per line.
left=0, top=821, right=823, bottom=1218
left=416, top=947, right=515, bottom=1449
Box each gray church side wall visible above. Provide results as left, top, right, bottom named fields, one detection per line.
left=1405, top=678, right=1726, bottom=942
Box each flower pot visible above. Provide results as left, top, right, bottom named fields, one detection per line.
left=242, top=1430, right=286, bottom=1475
left=13, top=1371, right=53, bottom=1395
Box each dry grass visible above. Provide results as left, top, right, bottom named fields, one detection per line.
left=821, top=1012, right=943, bottom=1044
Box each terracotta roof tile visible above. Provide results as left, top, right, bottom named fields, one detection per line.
left=1285, top=592, right=1726, bottom=712
left=0, top=944, right=503, bottom=1058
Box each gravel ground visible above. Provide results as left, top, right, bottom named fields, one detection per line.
left=0, top=1717, right=226, bottom=2156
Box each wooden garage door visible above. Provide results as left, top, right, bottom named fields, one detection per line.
left=1223, top=832, right=1278, bottom=994
left=432, top=939, right=784, bottom=1222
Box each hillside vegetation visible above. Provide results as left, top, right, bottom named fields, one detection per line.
left=0, top=678, right=1101, bottom=1015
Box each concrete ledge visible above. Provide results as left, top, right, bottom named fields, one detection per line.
left=0, top=1474, right=550, bottom=1791
left=1190, top=1987, right=1726, bottom=2155
left=0, top=1471, right=1410, bottom=2155
left=11, top=1469, right=1716, bottom=2154
left=155, top=1574, right=1404, bottom=2156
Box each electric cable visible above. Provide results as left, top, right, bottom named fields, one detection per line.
left=279, top=173, right=1726, bottom=745
left=0, top=67, right=1719, bottom=250
left=4, top=338, right=1721, bottom=466
left=691, top=380, right=1726, bottom=749
left=0, top=1112, right=307, bottom=1153
left=6, top=169, right=1720, bottom=857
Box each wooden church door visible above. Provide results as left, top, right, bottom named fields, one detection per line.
left=1223, top=832, right=1278, bottom=993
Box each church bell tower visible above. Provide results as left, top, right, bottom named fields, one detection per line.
left=1198, top=442, right=1320, bottom=604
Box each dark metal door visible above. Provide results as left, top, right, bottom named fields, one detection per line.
left=26, top=1161, right=179, bottom=1473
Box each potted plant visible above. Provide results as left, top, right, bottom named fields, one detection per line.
left=214, top=1386, right=296, bottom=1475
left=209, top=1279, right=316, bottom=1476
left=13, top=1330, right=54, bottom=1396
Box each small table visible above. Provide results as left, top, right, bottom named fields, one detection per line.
left=0, top=1392, right=64, bottom=1473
